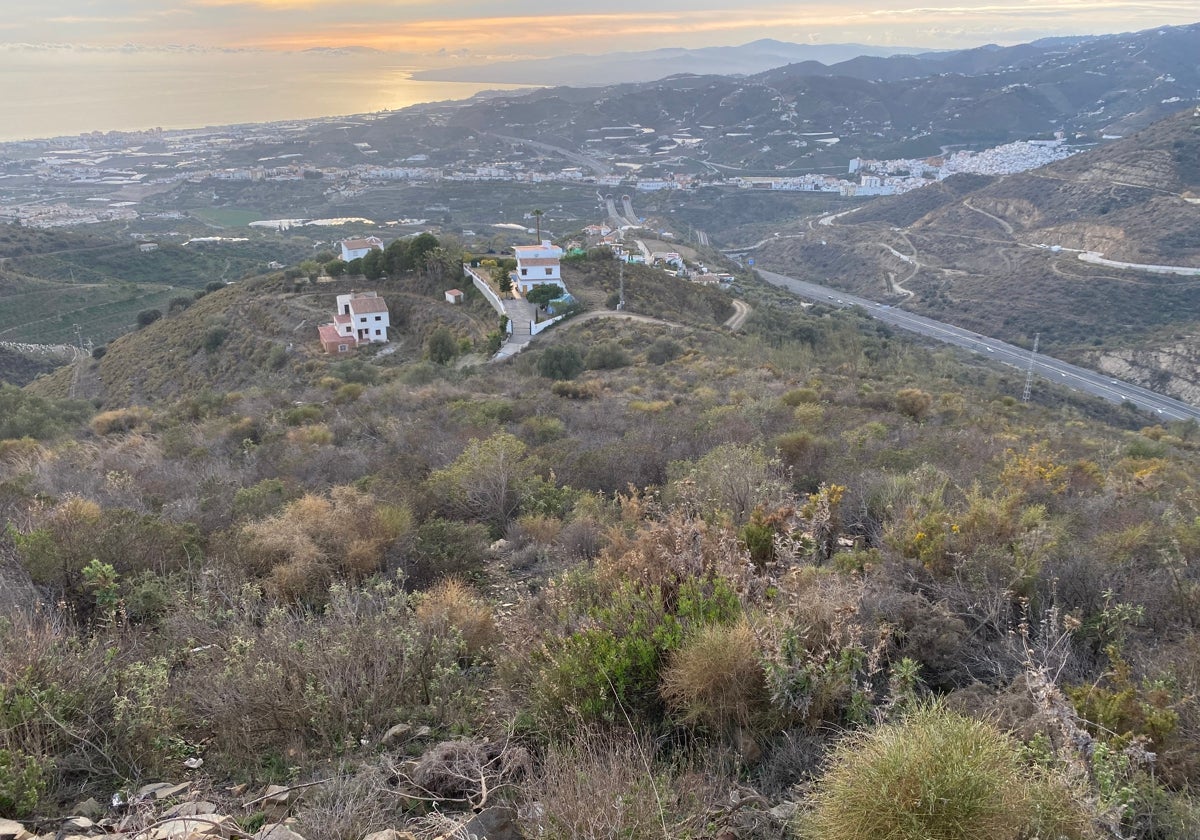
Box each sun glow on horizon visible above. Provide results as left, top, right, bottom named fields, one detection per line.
left=2, top=1, right=1196, bottom=59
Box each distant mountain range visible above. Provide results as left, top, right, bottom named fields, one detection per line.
left=410, top=39, right=930, bottom=86
left=396, top=22, right=1199, bottom=177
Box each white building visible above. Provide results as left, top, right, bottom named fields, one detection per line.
left=331, top=290, right=390, bottom=344
left=512, top=240, right=566, bottom=295
left=339, top=236, right=384, bottom=262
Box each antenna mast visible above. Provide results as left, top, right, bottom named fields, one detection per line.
left=617, top=259, right=625, bottom=311
left=1022, top=333, right=1040, bottom=402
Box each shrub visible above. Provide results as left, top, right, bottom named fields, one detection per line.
left=90, top=406, right=152, bottom=436
left=168, top=295, right=193, bottom=314
left=203, top=326, right=228, bottom=352
left=427, top=326, right=458, bottom=364
left=584, top=340, right=631, bottom=370
left=800, top=705, right=1093, bottom=840
left=538, top=345, right=584, bottom=380
left=238, top=487, right=413, bottom=601
left=0, top=385, right=91, bottom=440
left=423, top=432, right=536, bottom=532
left=894, top=387, right=933, bottom=421
left=407, top=518, right=491, bottom=587
left=531, top=576, right=741, bottom=727
left=646, top=337, right=681, bottom=365
left=415, top=578, right=496, bottom=661
left=550, top=379, right=601, bottom=399
left=521, top=415, right=566, bottom=443
left=182, top=581, right=473, bottom=767
left=662, top=620, right=766, bottom=734
left=135, top=308, right=162, bottom=328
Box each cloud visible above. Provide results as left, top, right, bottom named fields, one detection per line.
left=4, top=1, right=1199, bottom=55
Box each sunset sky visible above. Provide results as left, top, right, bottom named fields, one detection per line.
left=3, top=0, right=1197, bottom=60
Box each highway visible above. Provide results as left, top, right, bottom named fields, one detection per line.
left=755, top=268, right=1200, bottom=423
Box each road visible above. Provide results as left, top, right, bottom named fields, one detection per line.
left=724, top=299, right=751, bottom=331
left=755, top=268, right=1200, bottom=423
left=484, top=132, right=611, bottom=176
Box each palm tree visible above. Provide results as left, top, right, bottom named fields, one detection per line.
left=532, top=208, right=544, bottom=241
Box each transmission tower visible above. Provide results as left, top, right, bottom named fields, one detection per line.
left=617, top=259, right=626, bottom=311
left=1022, top=333, right=1040, bottom=403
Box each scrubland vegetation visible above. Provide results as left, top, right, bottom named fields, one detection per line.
left=4, top=237, right=1200, bottom=838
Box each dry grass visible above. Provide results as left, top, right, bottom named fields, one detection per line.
left=238, top=485, right=413, bottom=601
left=415, top=578, right=497, bottom=660
left=799, top=705, right=1093, bottom=840
left=90, top=406, right=152, bottom=436
left=662, top=620, right=766, bottom=733
left=519, top=736, right=680, bottom=840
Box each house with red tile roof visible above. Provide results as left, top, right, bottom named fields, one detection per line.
left=317, top=290, right=390, bottom=353
left=511, top=240, right=566, bottom=295
left=339, top=236, right=384, bottom=262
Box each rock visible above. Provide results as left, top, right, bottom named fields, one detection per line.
left=163, top=801, right=218, bottom=818
left=155, top=783, right=193, bottom=801
left=458, top=806, right=522, bottom=840
left=769, top=801, right=799, bottom=821
left=71, top=797, right=105, bottom=819
left=0, top=817, right=33, bottom=840
left=136, top=781, right=190, bottom=801
left=252, top=825, right=308, bottom=840
left=260, top=785, right=292, bottom=805
left=59, top=816, right=95, bottom=832
left=380, top=723, right=412, bottom=746
left=152, top=813, right=234, bottom=839
left=412, top=725, right=432, bottom=739
left=361, top=831, right=414, bottom=840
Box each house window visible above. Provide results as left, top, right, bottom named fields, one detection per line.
left=545, top=268, right=553, bottom=275
left=374, top=316, right=381, bottom=321
left=521, top=268, right=528, bottom=276
left=338, top=344, right=348, bottom=352
left=359, top=317, right=367, bottom=323
left=375, top=329, right=381, bottom=336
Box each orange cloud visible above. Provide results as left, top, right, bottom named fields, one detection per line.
left=192, top=3, right=1200, bottom=53
left=245, top=9, right=867, bottom=52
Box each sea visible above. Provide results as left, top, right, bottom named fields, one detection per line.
left=0, top=49, right=534, bottom=143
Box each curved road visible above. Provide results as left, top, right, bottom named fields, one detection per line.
left=755, top=268, right=1200, bottom=423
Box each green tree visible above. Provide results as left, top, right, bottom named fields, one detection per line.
left=526, top=284, right=564, bottom=308
left=493, top=266, right=513, bottom=296
left=538, top=345, right=584, bottom=380
left=361, top=249, right=385, bottom=281
left=407, top=232, right=440, bottom=270
left=427, top=327, right=457, bottom=364
left=325, top=259, right=347, bottom=278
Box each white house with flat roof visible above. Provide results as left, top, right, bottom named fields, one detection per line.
left=512, top=240, right=565, bottom=295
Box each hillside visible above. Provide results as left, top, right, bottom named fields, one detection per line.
left=6, top=239, right=1200, bottom=838
left=756, top=107, right=1200, bottom=400
left=416, top=23, right=1200, bottom=177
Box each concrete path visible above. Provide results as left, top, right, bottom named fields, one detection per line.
left=493, top=297, right=537, bottom=360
